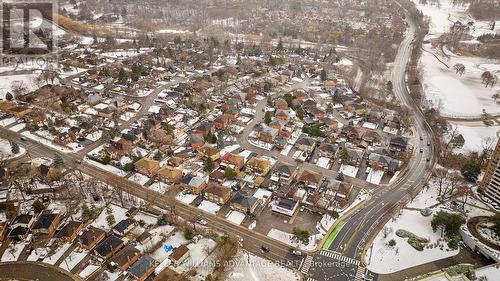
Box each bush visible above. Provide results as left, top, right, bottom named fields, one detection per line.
left=388, top=239, right=396, bottom=247
left=184, top=227, right=194, bottom=240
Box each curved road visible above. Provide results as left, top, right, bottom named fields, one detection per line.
left=328, top=8, right=435, bottom=263
left=0, top=261, right=83, bottom=281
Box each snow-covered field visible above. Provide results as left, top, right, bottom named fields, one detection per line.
left=367, top=179, right=461, bottom=274
left=198, top=200, right=221, bottom=214
left=0, top=138, right=25, bottom=160
left=420, top=49, right=500, bottom=117
left=91, top=204, right=128, bottom=231
left=225, top=251, right=301, bottom=281
left=59, top=248, right=88, bottom=271
left=267, top=228, right=318, bottom=251
left=414, top=0, right=500, bottom=117
left=451, top=123, right=500, bottom=153
left=1, top=242, right=26, bottom=262
left=366, top=209, right=459, bottom=274
left=226, top=210, right=246, bottom=225
left=43, top=243, right=73, bottom=265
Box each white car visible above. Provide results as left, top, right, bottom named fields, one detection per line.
left=196, top=218, right=207, bottom=225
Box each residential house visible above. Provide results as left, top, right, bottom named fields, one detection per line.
left=170, top=244, right=190, bottom=266
left=204, top=182, right=232, bottom=205
left=271, top=197, right=299, bottom=216
left=110, top=245, right=142, bottom=271
left=368, top=153, right=400, bottom=172
left=259, top=124, right=279, bottom=144
left=8, top=214, right=34, bottom=240
left=134, top=158, right=160, bottom=177
left=198, top=146, right=221, bottom=162
left=274, top=98, right=288, bottom=110
left=273, top=163, right=297, bottom=181
left=79, top=226, right=106, bottom=250
left=275, top=109, right=290, bottom=121
left=56, top=221, right=85, bottom=242
left=298, top=169, right=323, bottom=189
left=231, top=191, right=260, bottom=215
left=318, top=142, right=338, bottom=158
left=246, top=156, right=272, bottom=176
left=112, top=218, right=136, bottom=237
left=128, top=255, right=157, bottom=281
left=340, top=125, right=359, bottom=140
left=296, top=137, right=316, bottom=153
left=181, top=175, right=207, bottom=194
left=389, top=136, right=408, bottom=155
left=344, top=147, right=365, bottom=166
left=324, top=118, right=339, bottom=132
left=31, top=212, right=62, bottom=237
left=213, top=115, right=229, bottom=129
left=362, top=131, right=381, bottom=146
left=221, top=153, right=245, bottom=171
left=193, top=121, right=213, bottom=137
left=314, top=180, right=353, bottom=210
left=190, top=134, right=205, bottom=149
left=157, top=166, right=183, bottom=183
left=94, top=235, right=124, bottom=259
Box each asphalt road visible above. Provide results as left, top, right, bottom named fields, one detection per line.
left=328, top=7, right=434, bottom=261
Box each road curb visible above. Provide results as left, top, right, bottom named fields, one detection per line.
left=313, top=190, right=373, bottom=253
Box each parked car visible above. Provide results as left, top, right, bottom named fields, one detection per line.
left=196, top=218, right=207, bottom=225
left=292, top=250, right=303, bottom=256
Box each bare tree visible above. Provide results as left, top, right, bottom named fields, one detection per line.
left=453, top=63, right=465, bottom=75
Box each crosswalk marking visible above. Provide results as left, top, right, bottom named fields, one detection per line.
left=300, top=255, right=314, bottom=274
left=319, top=250, right=360, bottom=266
left=307, top=278, right=317, bottom=281
left=354, top=266, right=365, bottom=281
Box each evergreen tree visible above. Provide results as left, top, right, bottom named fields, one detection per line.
left=10, top=141, right=19, bottom=154
left=53, top=154, right=64, bottom=166
left=321, top=68, right=328, bottom=81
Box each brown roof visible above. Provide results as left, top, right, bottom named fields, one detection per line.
left=298, top=169, right=322, bottom=184
left=170, top=244, right=189, bottom=261
left=204, top=182, right=231, bottom=198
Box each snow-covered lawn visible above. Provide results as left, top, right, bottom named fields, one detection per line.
left=339, top=164, right=359, bottom=178
left=177, top=238, right=217, bottom=272
left=225, top=250, right=301, bottom=281
left=366, top=209, right=459, bottom=274
left=176, top=192, right=197, bottom=204
left=27, top=247, right=48, bottom=261
left=9, top=123, right=25, bottom=132
left=137, top=225, right=175, bottom=261
left=267, top=228, right=318, bottom=251
left=85, top=157, right=128, bottom=177
left=366, top=169, right=384, bottom=185
left=452, top=123, right=500, bottom=153
left=91, top=203, right=128, bottom=231
left=0, top=117, right=17, bottom=127
left=21, top=131, right=74, bottom=153
left=226, top=210, right=246, bottom=225
left=149, top=181, right=169, bottom=194
left=0, top=138, right=25, bottom=160
left=150, top=231, right=188, bottom=263
left=317, top=157, right=331, bottom=169
left=59, top=248, right=88, bottom=271
left=413, top=0, right=500, bottom=117
left=198, top=200, right=221, bottom=215
left=1, top=242, right=26, bottom=262
left=79, top=264, right=100, bottom=278
left=420, top=49, right=500, bottom=117
left=43, top=243, right=72, bottom=265
left=130, top=173, right=150, bottom=185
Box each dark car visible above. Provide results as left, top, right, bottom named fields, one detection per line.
left=260, top=245, right=270, bottom=253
